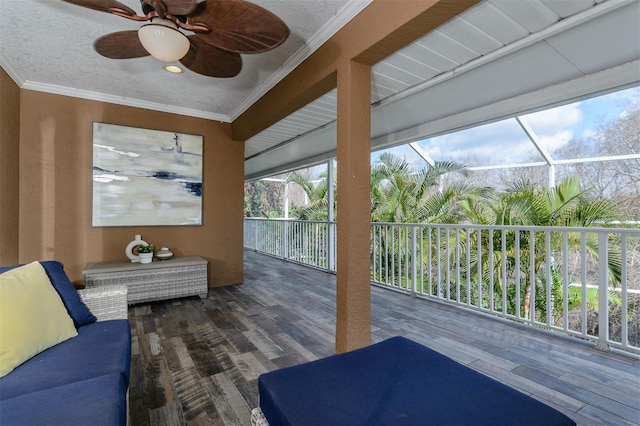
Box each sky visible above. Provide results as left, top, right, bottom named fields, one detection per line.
left=373, top=85, right=640, bottom=170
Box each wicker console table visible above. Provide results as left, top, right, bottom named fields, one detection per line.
left=83, top=256, right=208, bottom=305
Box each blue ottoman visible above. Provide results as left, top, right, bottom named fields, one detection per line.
left=258, top=336, right=575, bottom=425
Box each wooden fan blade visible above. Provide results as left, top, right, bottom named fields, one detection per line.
left=62, top=0, right=136, bottom=15
left=180, top=36, right=242, bottom=78
left=188, top=0, right=289, bottom=54
left=94, top=31, right=150, bottom=59
left=143, top=0, right=197, bottom=17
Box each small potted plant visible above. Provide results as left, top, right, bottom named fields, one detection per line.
left=136, top=244, right=155, bottom=264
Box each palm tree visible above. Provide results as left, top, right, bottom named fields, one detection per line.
left=284, top=171, right=334, bottom=267
left=459, top=177, right=621, bottom=323
left=287, top=171, right=331, bottom=220
left=370, top=153, right=489, bottom=289
left=371, top=152, right=479, bottom=223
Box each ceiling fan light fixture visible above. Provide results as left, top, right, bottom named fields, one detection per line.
left=164, top=64, right=184, bottom=74
left=138, top=18, right=190, bottom=63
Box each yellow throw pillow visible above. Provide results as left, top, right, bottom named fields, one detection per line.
left=0, top=261, right=78, bottom=377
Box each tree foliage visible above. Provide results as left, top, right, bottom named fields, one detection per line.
left=244, top=180, right=284, bottom=218
left=370, top=153, right=487, bottom=223
left=287, top=170, right=332, bottom=220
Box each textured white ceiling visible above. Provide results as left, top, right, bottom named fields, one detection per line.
left=0, top=0, right=370, bottom=121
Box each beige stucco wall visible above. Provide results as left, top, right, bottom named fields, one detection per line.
left=11, top=90, right=243, bottom=286
left=0, top=68, right=20, bottom=265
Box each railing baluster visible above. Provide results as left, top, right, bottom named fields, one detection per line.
left=621, top=235, right=629, bottom=349
left=400, top=224, right=404, bottom=289
left=419, top=225, right=424, bottom=295
left=477, top=229, right=482, bottom=309
left=530, top=230, right=536, bottom=325
left=377, top=225, right=382, bottom=282
left=371, top=224, right=377, bottom=282
left=514, top=230, right=520, bottom=319
left=596, top=232, right=609, bottom=351
left=436, top=228, right=442, bottom=299
left=466, top=228, right=471, bottom=307
left=379, top=224, right=383, bottom=283
left=386, top=225, right=390, bottom=287
left=455, top=228, right=461, bottom=303
left=446, top=228, right=451, bottom=301
left=412, top=226, right=417, bottom=295
left=502, top=229, right=509, bottom=315
left=581, top=232, right=588, bottom=338
left=427, top=227, right=434, bottom=296
left=545, top=231, right=552, bottom=327
left=406, top=225, right=410, bottom=291
left=562, top=232, right=569, bottom=333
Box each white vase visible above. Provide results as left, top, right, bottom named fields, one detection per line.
left=139, top=252, right=153, bottom=264
left=125, top=235, right=148, bottom=263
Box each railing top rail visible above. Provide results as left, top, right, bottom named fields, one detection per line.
left=369, top=222, right=640, bottom=234
left=244, top=217, right=336, bottom=225
left=245, top=217, right=640, bottom=234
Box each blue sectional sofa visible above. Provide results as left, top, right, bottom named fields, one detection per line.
left=0, top=261, right=131, bottom=426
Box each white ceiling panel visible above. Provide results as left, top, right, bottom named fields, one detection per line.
left=378, top=52, right=441, bottom=83
left=462, top=2, right=530, bottom=44
left=488, top=0, right=560, bottom=33
left=373, top=62, right=426, bottom=88
left=546, top=1, right=640, bottom=74
left=421, top=30, right=480, bottom=64
left=439, top=17, right=504, bottom=55
left=246, top=89, right=338, bottom=159
left=246, top=123, right=337, bottom=179
left=542, top=0, right=597, bottom=18
left=404, top=42, right=460, bottom=73
left=371, top=74, right=409, bottom=101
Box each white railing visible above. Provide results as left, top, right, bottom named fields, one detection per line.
left=244, top=218, right=640, bottom=354
left=244, top=218, right=337, bottom=272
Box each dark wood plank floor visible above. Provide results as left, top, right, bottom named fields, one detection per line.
left=128, top=250, right=640, bottom=426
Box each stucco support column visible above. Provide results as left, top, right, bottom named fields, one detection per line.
left=335, top=59, right=371, bottom=353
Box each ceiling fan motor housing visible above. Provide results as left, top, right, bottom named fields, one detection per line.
left=141, top=0, right=188, bottom=23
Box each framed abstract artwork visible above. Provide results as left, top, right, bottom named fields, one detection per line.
left=92, top=122, right=203, bottom=227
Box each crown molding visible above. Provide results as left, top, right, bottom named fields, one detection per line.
left=18, top=80, right=231, bottom=122
left=1, top=49, right=231, bottom=121
left=0, top=51, right=25, bottom=86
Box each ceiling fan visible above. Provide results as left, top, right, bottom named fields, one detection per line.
left=62, top=0, right=290, bottom=78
